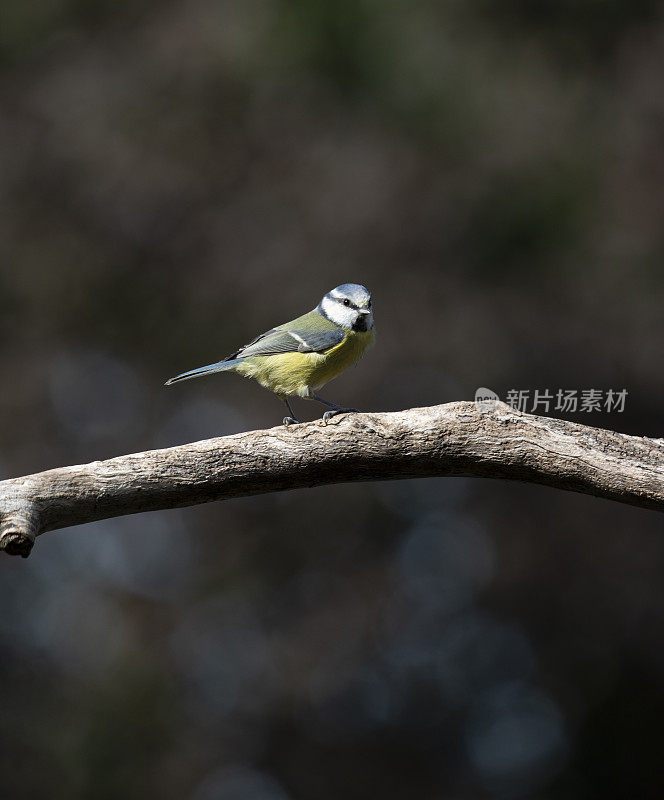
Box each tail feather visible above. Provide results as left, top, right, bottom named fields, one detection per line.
left=164, top=358, right=244, bottom=386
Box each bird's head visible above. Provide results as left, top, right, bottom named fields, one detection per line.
left=317, top=283, right=374, bottom=332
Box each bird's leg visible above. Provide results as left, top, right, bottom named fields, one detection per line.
left=311, top=393, right=359, bottom=425
left=282, top=397, right=300, bottom=426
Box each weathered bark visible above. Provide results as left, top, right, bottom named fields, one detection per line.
left=1, top=401, right=663, bottom=558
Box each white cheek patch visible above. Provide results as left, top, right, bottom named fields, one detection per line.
left=320, top=295, right=344, bottom=325
left=320, top=296, right=333, bottom=317
left=319, top=292, right=372, bottom=330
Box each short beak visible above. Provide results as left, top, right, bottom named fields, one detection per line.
left=359, top=308, right=371, bottom=315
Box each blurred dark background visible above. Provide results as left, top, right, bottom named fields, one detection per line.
left=2, top=1, right=664, bottom=798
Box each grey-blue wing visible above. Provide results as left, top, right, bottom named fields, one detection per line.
left=227, top=326, right=343, bottom=360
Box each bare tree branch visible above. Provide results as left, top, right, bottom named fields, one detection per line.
left=2, top=401, right=663, bottom=558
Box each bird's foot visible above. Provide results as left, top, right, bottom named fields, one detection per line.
left=321, top=408, right=358, bottom=425
left=283, top=416, right=300, bottom=426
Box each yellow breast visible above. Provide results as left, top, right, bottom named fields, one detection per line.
left=235, top=328, right=375, bottom=398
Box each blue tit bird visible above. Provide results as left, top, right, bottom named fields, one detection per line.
left=165, top=283, right=375, bottom=424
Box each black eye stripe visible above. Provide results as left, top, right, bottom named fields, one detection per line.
left=335, top=296, right=369, bottom=310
